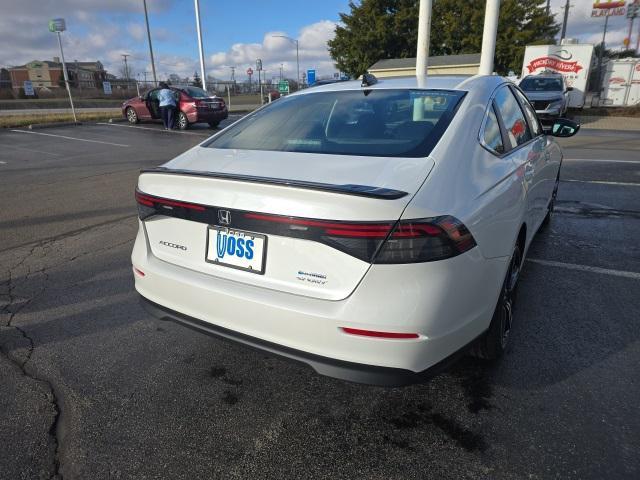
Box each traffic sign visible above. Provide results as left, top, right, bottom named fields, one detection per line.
left=307, top=69, right=316, bottom=86
left=278, top=80, right=289, bottom=94
left=102, top=81, right=112, bottom=95
left=246, top=67, right=253, bottom=76
left=23, top=81, right=35, bottom=96
left=627, top=0, right=639, bottom=17
left=48, top=18, right=66, bottom=32
left=256, top=59, right=262, bottom=71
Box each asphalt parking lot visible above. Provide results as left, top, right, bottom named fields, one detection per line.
left=1, top=119, right=638, bottom=479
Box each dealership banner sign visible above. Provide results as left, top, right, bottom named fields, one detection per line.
left=526, top=57, right=583, bottom=74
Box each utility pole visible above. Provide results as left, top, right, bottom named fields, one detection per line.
left=194, top=0, right=207, bottom=92
left=142, top=0, right=157, bottom=86
left=597, top=14, right=610, bottom=92
left=122, top=53, right=130, bottom=87
left=546, top=0, right=550, bottom=15
left=280, top=63, right=283, bottom=81
left=479, top=0, right=501, bottom=75
left=560, top=0, right=570, bottom=44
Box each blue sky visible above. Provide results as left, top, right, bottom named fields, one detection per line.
left=1, top=0, right=634, bottom=82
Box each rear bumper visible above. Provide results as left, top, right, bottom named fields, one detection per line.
left=189, top=108, right=228, bottom=124
left=132, top=221, right=509, bottom=384
left=140, top=295, right=474, bottom=387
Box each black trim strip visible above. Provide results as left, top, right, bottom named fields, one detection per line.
left=140, top=295, right=479, bottom=387
left=140, top=167, right=408, bottom=200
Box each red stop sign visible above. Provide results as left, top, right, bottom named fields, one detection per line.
left=247, top=68, right=253, bottom=76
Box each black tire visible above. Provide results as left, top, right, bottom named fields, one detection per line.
left=208, top=121, right=220, bottom=129
left=126, top=107, right=139, bottom=124
left=542, top=173, right=560, bottom=227
left=176, top=111, right=189, bottom=130
left=472, top=243, right=522, bottom=360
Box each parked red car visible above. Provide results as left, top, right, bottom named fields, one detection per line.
left=122, top=86, right=228, bottom=129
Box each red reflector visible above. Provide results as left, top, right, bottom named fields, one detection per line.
left=340, top=327, right=419, bottom=339
left=135, top=190, right=205, bottom=211
left=133, top=267, right=145, bottom=277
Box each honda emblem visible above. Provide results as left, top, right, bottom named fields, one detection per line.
left=218, top=210, right=231, bottom=225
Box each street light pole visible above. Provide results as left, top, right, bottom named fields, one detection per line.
left=272, top=35, right=299, bottom=90
left=194, top=0, right=207, bottom=92
left=54, top=29, right=77, bottom=122
left=143, top=0, right=158, bottom=86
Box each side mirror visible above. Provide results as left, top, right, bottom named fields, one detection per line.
left=566, top=87, right=574, bottom=92
left=547, top=118, right=580, bottom=138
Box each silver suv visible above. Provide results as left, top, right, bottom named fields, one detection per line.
left=519, top=73, right=571, bottom=123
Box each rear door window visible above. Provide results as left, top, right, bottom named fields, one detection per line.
left=494, top=87, right=531, bottom=149
left=482, top=106, right=505, bottom=155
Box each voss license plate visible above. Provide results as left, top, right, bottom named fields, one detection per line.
left=206, top=226, right=266, bottom=274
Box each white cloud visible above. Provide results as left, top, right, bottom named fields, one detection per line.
left=207, top=20, right=339, bottom=81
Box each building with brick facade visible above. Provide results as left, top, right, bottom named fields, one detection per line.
left=8, top=59, right=107, bottom=90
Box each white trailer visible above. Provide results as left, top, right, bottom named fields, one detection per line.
left=601, top=59, right=640, bottom=107
left=521, top=44, right=594, bottom=108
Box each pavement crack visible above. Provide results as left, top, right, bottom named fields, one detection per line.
left=0, top=248, right=63, bottom=479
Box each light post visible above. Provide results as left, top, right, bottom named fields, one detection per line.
left=48, top=18, right=77, bottom=122
left=142, top=0, right=158, bottom=86
left=272, top=35, right=299, bottom=89
left=194, top=0, right=207, bottom=92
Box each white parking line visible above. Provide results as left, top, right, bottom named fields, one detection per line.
left=95, top=122, right=210, bottom=136
left=0, top=161, right=6, bottom=164
left=10, top=129, right=129, bottom=147
left=561, top=179, right=640, bottom=187
left=564, top=158, right=640, bottom=165
left=528, top=258, right=640, bottom=280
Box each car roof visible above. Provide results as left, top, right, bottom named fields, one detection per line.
left=293, top=75, right=504, bottom=95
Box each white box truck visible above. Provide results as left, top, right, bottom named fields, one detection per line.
left=521, top=44, right=594, bottom=108
left=601, top=59, right=640, bottom=106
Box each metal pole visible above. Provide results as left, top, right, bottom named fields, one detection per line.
left=597, top=14, right=610, bottom=92
left=56, top=31, right=77, bottom=122
left=227, top=84, right=231, bottom=110
left=560, top=0, right=570, bottom=44
left=636, top=14, right=640, bottom=53
left=143, top=0, right=157, bottom=86
left=479, top=0, right=501, bottom=75
left=627, top=16, right=635, bottom=50
left=416, top=0, right=432, bottom=77
left=295, top=40, right=299, bottom=91
left=194, top=0, right=207, bottom=92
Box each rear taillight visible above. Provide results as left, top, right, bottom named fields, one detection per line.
left=135, top=189, right=205, bottom=220
left=374, top=216, right=476, bottom=264
left=243, top=213, right=475, bottom=263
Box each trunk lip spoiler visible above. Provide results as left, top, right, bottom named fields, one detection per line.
left=139, top=167, right=408, bottom=200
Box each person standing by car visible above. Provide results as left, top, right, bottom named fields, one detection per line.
left=158, top=82, right=177, bottom=130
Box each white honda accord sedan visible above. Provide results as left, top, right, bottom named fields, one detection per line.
left=132, top=74, right=579, bottom=386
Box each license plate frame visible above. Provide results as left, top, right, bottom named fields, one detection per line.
left=205, top=226, right=267, bottom=275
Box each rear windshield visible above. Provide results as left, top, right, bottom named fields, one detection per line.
left=205, top=89, right=465, bottom=157
left=180, top=86, right=209, bottom=98
left=519, top=77, right=563, bottom=92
